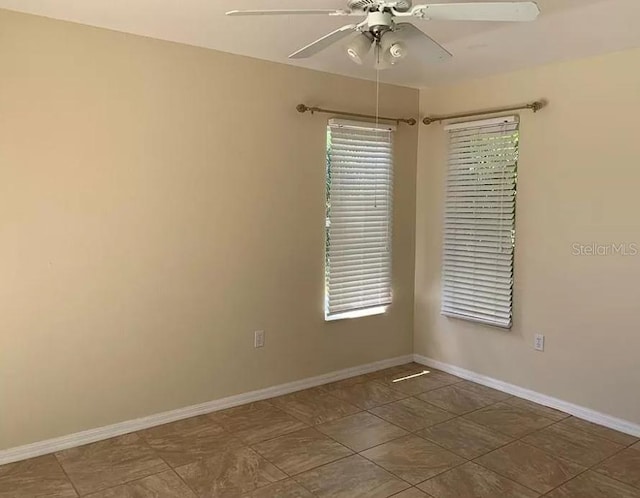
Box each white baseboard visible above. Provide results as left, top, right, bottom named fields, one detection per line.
left=414, top=354, right=640, bottom=438
left=0, top=354, right=413, bottom=466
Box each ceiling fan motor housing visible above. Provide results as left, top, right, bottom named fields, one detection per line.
left=347, top=0, right=412, bottom=13
left=367, top=11, right=394, bottom=33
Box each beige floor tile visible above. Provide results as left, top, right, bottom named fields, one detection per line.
left=522, top=422, right=625, bottom=467
left=321, top=374, right=371, bottom=391
left=596, top=448, right=640, bottom=489
left=416, top=369, right=462, bottom=385
left=211, top=401, right=308, bottom=445
left=545, top=471, right=640, bottom=498
left=504, top=397, right=569, bottom=422
left=252, top=428, right=353, bottom=475
left=294, top=454, right=409, bottom=498
left=270, top=390, right=360, bottom=426
left=417, top=384, right=499, bottom=415
left=454, top=381, right=512, bottom=403
left=85, top=470, right=196, bottom=497
left=556, top=417, right=639, bottom=446
left=475, top=441, right=585, bottom=494
left=316, top=412, right=408, bottom=452
left=361, top=435, right=464, bottom=485
left=464, top=401, right=556, bottom=438
left=56, top=433, right=168, bottom=495
left=370, top=397, right=454, bottom=432
left=417, top=417, right=512, bottom=459
left=211, top=401, right=272, bottom=417
left=0, top=455, right=77, bottom=498
left=418, top=462, right=539, bottom=498
left=329, top=380, right=407, bottom=409
left=240, top=478, right=314, bottom=497
left=140, top=414, right=242, bottom=467
left=391, top=488, right=429, bottom=497
left=379, top=370, right=461, bottom=396
left=175, top=446, right=286, bottom=498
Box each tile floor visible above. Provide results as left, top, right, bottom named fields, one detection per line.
left=1, top=362, right=639, bottom=497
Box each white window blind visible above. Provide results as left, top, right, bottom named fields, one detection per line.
left=441, top=116, right=519, bottom=328
left=325, top=119, right=394, bottom=320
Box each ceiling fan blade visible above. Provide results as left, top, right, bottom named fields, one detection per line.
left=289, top=24, right=357, bottom=59
left=411, top=2, right=540, bottom=22
left=396, top=23, right=452, bottom=63
left=226, top=9, right=349, bottom=17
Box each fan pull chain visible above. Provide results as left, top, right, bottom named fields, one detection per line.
left=374, top=41, right=381, bottom=209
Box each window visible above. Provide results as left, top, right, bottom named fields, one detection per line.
left=441, top=116, right=519, bottom=328
left=325, top=119, right=394, bottom=320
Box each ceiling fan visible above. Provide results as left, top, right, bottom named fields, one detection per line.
left=227, top=1, right=540, bottom=69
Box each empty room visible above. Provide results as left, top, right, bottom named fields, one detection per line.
left=1, top=0, right=639, bottom=497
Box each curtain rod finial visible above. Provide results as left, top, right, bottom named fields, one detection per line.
left=531, top=100, right=546, bottom=112
left=296, top=104, right=308, bottom=113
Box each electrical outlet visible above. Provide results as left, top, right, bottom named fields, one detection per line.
left=254, top=330, right=265, bottom=348
left=534, top=334, right=545, bottom=352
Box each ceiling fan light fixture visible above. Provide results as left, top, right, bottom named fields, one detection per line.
left=389, top=41, right=408, bottom=60
left=346, top=32, right=373, bottom=64
left=380, top=30, right=408, bottom=66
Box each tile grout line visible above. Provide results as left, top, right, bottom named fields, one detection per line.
left=537, top=466, right=594, bottom=497
left=290, top=470, right=320, bottom=497
left=170, top=468, right=201, bottom=498
left=52, top=453, right=82, bottom=498
left=134, top=421, right=246, bottom=498
left=137, top=433, right=201, bottom=498
left=53, top=431, right=178, bottom=497
left=280, top=408, right=417, bottom=488
left=342, top=450, right=417, bottom=490
left=340, top=424, right=451, bottom=483
left=584, top=446, right=640, bottom=493
left=80, top=468, right=182, bottom=498
left=248, top=428, right=356, bottom=480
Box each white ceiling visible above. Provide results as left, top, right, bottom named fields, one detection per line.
left=1, top=0, right=639, bottom=88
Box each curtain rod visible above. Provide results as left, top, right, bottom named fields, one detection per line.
left=422, top=100, right=546, bottom=125
left=296, top=104, right=417, bottom=126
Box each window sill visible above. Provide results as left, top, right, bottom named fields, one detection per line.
left=325, top=305, right=389, bottom=322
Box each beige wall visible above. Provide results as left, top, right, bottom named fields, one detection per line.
left=0, top=9, right=418, bottom=450
left=4, top=6, right=639, bottom=453
left=416, top=48, right=640, bottom=424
